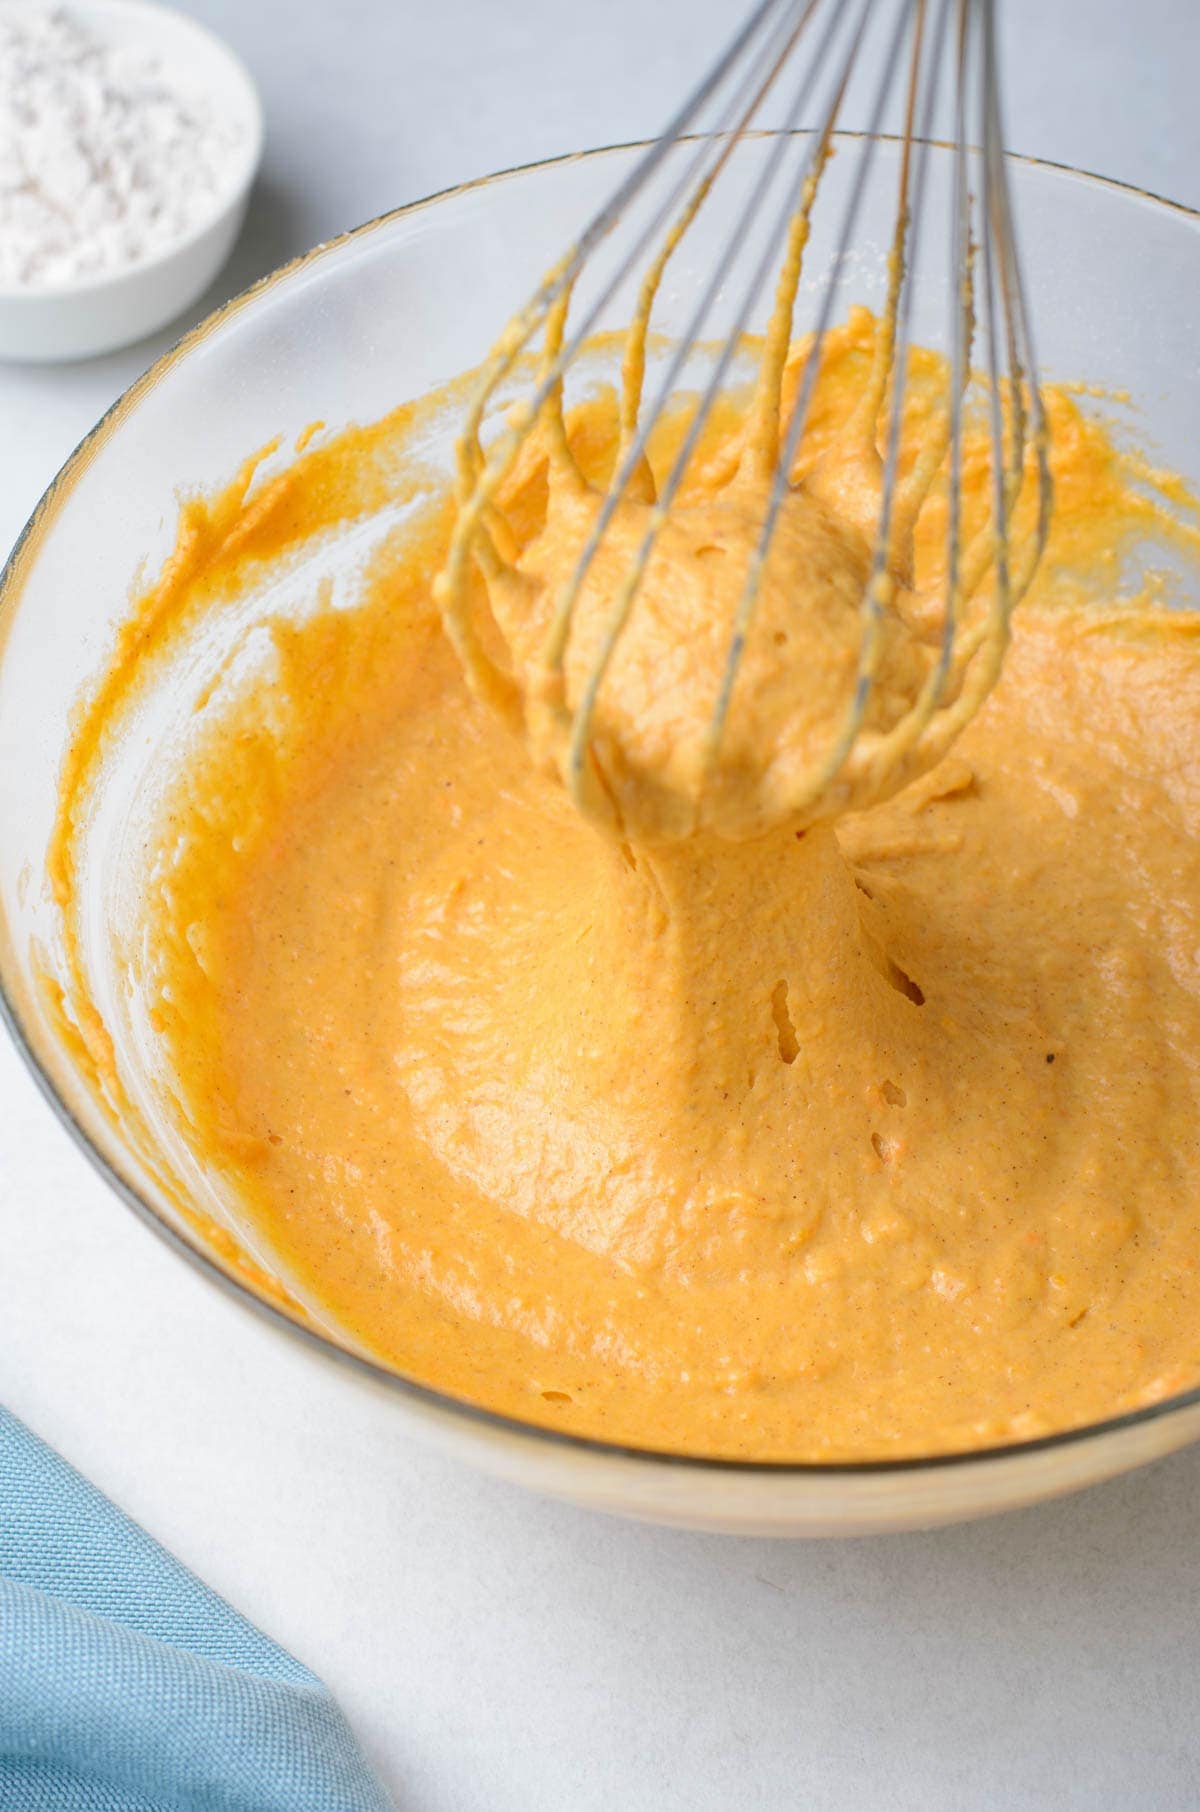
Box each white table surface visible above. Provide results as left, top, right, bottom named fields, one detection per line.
left=3, top=3, right=1200, bottom=1807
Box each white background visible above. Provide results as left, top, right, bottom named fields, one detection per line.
left=3, top=3, right=1200, bottom=1807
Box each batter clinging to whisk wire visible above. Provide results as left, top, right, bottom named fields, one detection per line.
left=435, top=0, right=1051, bottom=842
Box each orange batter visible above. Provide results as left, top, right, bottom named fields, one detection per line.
left=51, top=309, right=1200, bottom=1460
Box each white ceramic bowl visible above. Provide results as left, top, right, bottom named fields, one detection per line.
left=0, top=0, right=263, bottom=363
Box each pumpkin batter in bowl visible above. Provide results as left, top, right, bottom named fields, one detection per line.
left=47, top=304, right=1200, bottom=1463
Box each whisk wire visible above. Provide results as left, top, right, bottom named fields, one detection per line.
left=704, top=0, right=926, bottom=800
left=981, top=0, right=1051, bottom=590
left=800, top=0, right=959, bottom=797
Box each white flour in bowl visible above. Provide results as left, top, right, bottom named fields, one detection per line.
left=0, top=5, right=246, bottom=288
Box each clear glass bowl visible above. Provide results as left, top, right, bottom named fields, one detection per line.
left=3, top=137, right=1200, bottom=1536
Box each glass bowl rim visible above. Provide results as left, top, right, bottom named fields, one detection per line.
left=4, top=131, right=1200, bottom=1479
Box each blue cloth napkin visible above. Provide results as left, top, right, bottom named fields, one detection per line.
left=0, top=1407, right=394, bottom=1812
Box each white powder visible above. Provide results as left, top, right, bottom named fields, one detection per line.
left=0, top=5, right=246, bottom=288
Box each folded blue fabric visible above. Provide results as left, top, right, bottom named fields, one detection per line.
left=0, top=1407, right=394, bottom=1812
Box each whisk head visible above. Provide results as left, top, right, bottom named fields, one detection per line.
left=436, top=0, right=1051, bottom=842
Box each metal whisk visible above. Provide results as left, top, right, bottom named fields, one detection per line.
left=436, top=0, right=1051, bottom=841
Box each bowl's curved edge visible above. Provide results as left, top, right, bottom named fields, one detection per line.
left=4, top=135, right=1200, bottom=1492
